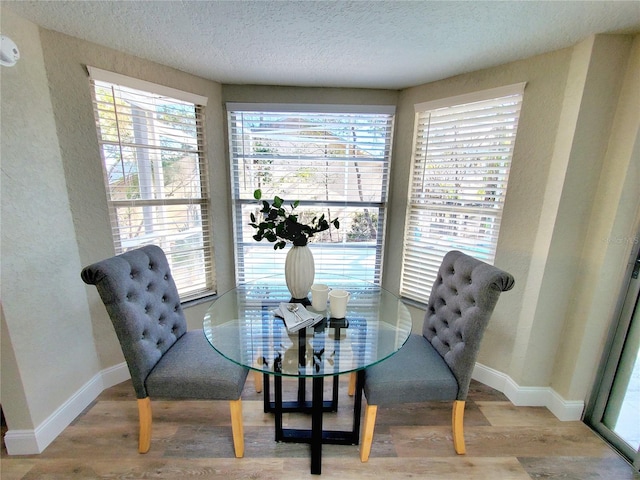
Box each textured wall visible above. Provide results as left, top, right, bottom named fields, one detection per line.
left=0, top=9, right=101, bottom=429
left=0, top=11, right=230, bottom=441
left=36, top=27, right=231, bottom=366
left=517, top=35, right=634, bottom=395
left=551, top=35, right=640, bottom=400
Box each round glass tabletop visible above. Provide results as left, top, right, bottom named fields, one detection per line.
left=203, top=275, right=413, bottom=378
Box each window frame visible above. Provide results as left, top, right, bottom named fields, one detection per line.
left=400, top=83, right=525, bottom=303
left=88, top=67, right=215, bottom=301
left=227, top=103, right=395, bottom=286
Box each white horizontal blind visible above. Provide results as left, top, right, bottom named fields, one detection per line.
left=401, top=85, right=524, bottom=303
left=228, top=105, right=395, bottom=285
left=90, top=73, right=214, bottom=300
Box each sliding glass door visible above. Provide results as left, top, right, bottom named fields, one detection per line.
left=586, top=238, right=640, bottom=470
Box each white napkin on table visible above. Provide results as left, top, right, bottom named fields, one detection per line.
left=274, top=302, right=324, bottom=333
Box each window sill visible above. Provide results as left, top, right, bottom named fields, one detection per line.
left=181, top=293, right=218, bottom=309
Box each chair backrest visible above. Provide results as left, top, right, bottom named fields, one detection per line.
left=423, top=250, right=514, bottom=400
left=81, top=245, right=187, bottom=398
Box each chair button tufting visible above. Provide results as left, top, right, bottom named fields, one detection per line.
left=164, top=274, right=168, bottom=280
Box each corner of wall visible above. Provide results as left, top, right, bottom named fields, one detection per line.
left=550, top=33, right=640, bottom=401
left=3, top=363, right=130, bottom=455
left=473, top=363, right=584, bottom=421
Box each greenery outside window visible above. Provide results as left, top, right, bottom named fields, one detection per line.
left=89, top=67, right=214, bottom=300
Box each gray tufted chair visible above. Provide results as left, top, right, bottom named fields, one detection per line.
left=81, top=245, right=249, bottom=457
left=360, top=250, right=514, bottom=461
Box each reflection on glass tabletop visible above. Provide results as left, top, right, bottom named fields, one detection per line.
left=203, top=275, right=412, bottom=378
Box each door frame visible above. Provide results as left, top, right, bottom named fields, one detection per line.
left=585, top=232, right=640, bottom=470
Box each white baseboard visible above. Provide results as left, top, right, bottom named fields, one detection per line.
left=100, top=362, right=131, bottom=390
left=473, top=363, right=585, bottom=421
left=4, top=363, right=130, bottom=455
left=4, top=361, right=584, bottom=455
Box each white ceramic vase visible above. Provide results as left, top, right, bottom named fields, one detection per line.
left=284, top=245, right=315, bottom=301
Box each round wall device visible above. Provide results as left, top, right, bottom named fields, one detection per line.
left=0, top=35, right=20, bottom=67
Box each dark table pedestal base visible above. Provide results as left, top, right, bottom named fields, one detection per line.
left=263, top=369, right=364, bottom=475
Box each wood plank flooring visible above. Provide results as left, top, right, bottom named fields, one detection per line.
left=2, top=378, right=638, bottom=479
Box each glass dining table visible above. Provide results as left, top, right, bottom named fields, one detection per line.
left=203, top=275, right=412, bottom=475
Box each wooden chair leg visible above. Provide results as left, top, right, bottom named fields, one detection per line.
left=137, top=397, right=152, bottom=454
left=360, top=404, right=378, bottom=462
left=229, top=399, right=245, bottom=458
left=253, top=370, right=263, bottom=393
left=348, top=372, right=357, bottom=396
left=452, top=400, right=466, bottom=454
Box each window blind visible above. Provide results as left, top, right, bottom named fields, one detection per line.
left=401, top=84, right=524, bottom=303
left=228, top=105, right=395, bottom=285
left=89, top=70, right=214, bottom=300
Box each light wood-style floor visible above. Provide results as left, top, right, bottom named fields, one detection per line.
left=2, top=377, right=638, bottom=479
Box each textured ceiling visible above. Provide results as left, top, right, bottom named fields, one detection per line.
left=4, top=0, right=640, bottom=89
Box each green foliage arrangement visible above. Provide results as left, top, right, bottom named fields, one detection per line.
left=249, top=189, right=340, bottom=250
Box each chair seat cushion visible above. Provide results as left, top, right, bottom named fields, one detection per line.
left=145, top=330, right=248, bottom=400
left=363, top=334, right=459, bottom=406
